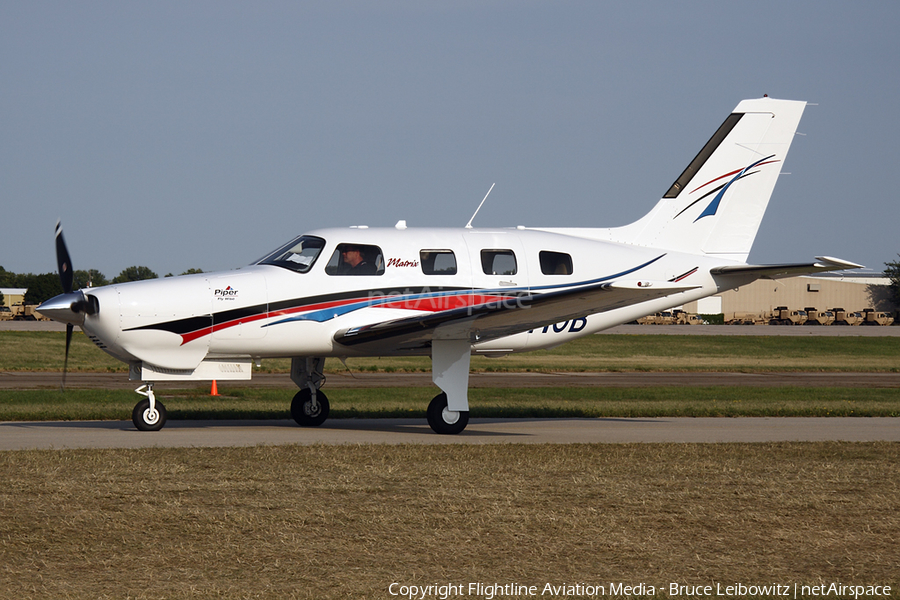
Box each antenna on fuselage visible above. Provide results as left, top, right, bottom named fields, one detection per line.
left=465, top=183, right=495, bottom=229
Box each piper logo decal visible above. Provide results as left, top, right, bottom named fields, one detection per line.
left=214, top=286, right=238, bottom=301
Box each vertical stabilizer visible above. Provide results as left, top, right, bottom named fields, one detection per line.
left=610, top=97, right=806, bottom=262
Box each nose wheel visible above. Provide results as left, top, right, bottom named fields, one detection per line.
left=133, top=384, right=167, bottom=431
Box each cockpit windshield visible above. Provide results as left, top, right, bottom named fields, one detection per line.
left=255, top=235, right=326, bottom=273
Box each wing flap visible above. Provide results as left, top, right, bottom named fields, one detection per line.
left=333, top=280, right=697, bottom=352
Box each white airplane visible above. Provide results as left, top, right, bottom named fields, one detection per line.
left=39, top=97, right=861, bottom=434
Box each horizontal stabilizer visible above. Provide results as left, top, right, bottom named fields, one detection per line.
left=334, top=280, right=697, bottom=353
left=711, top=256, right=863, bottom=280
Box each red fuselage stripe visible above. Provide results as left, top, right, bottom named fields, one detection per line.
left=179, top=293, right=516, bottom=345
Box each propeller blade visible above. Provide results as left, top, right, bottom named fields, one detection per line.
left=55, top=221, right=74, bottom=295
left=62, top=323, right=73, bottom=391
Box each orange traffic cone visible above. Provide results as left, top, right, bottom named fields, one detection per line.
left=210, top=380, right=219, bottom=396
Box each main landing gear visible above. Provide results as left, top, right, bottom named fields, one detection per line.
left=133, top=383, right=167, bottom=431
left=288, top=353, right=472, bottom=435
left=291, top=388, right=330, bottom=427
left=426, top=392, right=469, bottom=435
left=428, top=339, right=472, bottom=435
left=290, top=357, right=329, bottom=427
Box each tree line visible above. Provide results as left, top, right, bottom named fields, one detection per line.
left=0, top=266, right=203, bottom=305
left=886, top=256, right=900, bottom=309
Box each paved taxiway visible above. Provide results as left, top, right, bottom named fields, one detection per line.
left=2, top=417, right=899, bottom=450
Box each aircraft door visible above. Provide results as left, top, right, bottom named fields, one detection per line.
left=463, top=231, right=529, bottom=295
left=413, top=233, right=473, bottom=311
left=462, top=231, right=531, bottom=353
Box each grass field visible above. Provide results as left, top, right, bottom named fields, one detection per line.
left=3, top=330, right=899, bottom=373
left=0, top=443, right=896, bottom=599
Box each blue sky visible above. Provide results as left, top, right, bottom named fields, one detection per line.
left=2, top=2, right=897, bottom=277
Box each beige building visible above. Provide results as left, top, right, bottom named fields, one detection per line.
left=682, top=274, right=895, bottom=318
left=0, top=288, right=27, bottom=308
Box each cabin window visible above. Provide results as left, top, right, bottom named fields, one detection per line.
left=539, top=251, right=573, bottom=275
left=481, top=249, right=517, bottom=275
left=420, top=250, right=457, bottom=275
left=325, top=243, right=384, bottom=275
left=255, top=235, right=326, bottom=273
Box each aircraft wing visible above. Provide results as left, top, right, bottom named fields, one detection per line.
left=710, top=256, right=863, bottom=280
left=333, top=280, right=697, bottom=352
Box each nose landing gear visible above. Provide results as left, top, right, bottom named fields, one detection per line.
left=133, top=383, right=167, bottom=431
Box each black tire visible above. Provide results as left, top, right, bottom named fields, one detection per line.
left=132, top=398, right=167, bottom=431
left=426, top=392, right=469, bottom=435
left=291, top=388, right=329, bottom=427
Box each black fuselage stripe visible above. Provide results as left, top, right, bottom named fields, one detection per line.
left=127, top=286, right=472, bottom=335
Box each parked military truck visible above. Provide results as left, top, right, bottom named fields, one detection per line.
left=804, top=307, right=835, bottom=326
left=862, top=308, right=895, bottom=326
left=10, top=304, right=50, bottom=321
left=658, top=311, right=676, bottom=325
left=768, top=306, right=808, bottom=325
left=725, top=312, right=767, bottom=325
left=637, top=312, right=677, bottom=325
left=673, top=309, right=704, bottom=325
left=830, top=308, right=863, bottom=326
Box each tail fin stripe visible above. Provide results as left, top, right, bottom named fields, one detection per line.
left=674, top=175, right=754, bottom=220
left=694, top=154, right=777, bottom=222
left=673, top=156, right=778, bottom=221
left=689, top=166, right=747, bottom=193
left=689, top=158, right=779, bottom=194
left=674, top=182, right=730, bottom=219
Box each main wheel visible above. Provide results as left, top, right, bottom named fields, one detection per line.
left=291, top=388, right=330, bottom=427
left=132, top=398, right=167, bottom=431
left=426, top=392, right=469, bottom=435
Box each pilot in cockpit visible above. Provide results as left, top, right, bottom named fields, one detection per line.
left=338, top=244, right=377, bottom=275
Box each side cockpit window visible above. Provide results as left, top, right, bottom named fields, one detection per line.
left=420, top=250, right=457, bottom=275
left=481, top=249, right=517, bottom=275
left=539, top=251, right=573, bottom=275
left=325, top=243, right=385, bottom=275
left=255, top=235, right=326, bottom=273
